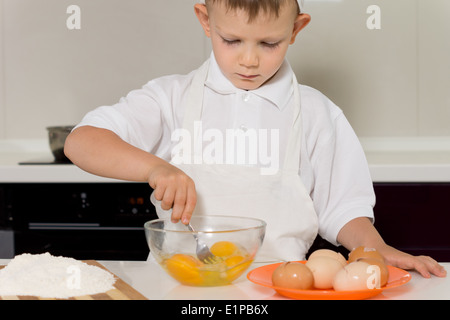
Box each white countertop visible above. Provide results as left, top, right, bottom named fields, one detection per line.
left=362, top=137, right=450, bottom=182
left=2, top=138, right=450, bottom=182
left=0, top=258, right=448, bottom=300
left=68, top=260, right=450, bottom=300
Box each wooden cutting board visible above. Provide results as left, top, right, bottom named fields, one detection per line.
left=0, top=260, right=147, bottom=300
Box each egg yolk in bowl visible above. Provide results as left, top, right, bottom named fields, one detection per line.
left=162, top=241, right=253, bottom=286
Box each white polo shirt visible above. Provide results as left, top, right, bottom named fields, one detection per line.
left=75, top=53, right=375, bottom=246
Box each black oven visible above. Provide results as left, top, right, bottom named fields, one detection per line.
left=3, top=182, right=450, bottom=262
left=0, top=183, right=157, bottom=260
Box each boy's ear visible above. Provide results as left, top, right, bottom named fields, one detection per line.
left=290, top=13, right=311, bottom=44
left=194, top=4, right=211, bottom=38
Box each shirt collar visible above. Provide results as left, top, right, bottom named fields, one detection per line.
left=204, top=52, right=294, bottom=111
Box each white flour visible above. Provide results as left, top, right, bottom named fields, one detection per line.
left=0, top=252, right=116, bottom=298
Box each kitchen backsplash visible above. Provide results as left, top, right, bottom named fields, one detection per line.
left=0, top=0, right=449, bottom=140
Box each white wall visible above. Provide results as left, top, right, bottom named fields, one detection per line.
left=0, top=0, right=207, bottom=139
left=417, top=0, right=450, bottom=136
left=0, top=0, right=5, bottom=138
left=290, top=0, right=450, bottom=137
left=1, top=0, right=449, bottom=140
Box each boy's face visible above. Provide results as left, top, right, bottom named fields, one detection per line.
left=195, top=2, right=310, bottom=90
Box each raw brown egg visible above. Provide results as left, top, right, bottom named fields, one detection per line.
left=272, top=262, right=314, bottom=290
left=348, top=246, right=384, bottom=263
left=357, top=257, right=389, bottom=287
left=308, top=249, right=347, bottom=267
left=333, top=261, right=375, bottom=291
left=305, top=256, right=344, bottom=289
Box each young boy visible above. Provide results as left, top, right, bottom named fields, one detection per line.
left=65, top=0, right=446, bottom=277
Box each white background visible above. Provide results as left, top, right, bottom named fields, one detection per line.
left=0, top=0, right=449, bottom=140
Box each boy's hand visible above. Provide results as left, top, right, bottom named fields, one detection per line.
left=338, top=217, right=447, bottom=278
left=379, top=245, right=447, bottom=278
left=147, top=162, right=197, bottom=225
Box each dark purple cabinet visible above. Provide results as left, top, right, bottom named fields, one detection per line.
left=373, top=183, right=450, bottom=262
left=308, top=183, right=450, bottom=262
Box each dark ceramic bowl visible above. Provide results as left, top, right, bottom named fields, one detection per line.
left=47, top=126, right=74, bottom=163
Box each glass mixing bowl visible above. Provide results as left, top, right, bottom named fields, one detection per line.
left=144, top=215, right=266, bottom=286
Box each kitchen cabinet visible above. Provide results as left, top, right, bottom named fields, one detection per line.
left=373, top=183, right=450, bottom=261
left=309, top=183, right=450, bottom=262
left=2, top=181, right=450, bottom=261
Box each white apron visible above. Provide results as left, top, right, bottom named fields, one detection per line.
left=152, top=60, right=318, bottom=262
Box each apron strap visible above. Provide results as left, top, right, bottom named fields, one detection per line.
left=282, top=73, right=302, bottom=172
left=181, top=60, right=210, bottom=163
left=182, top=60, right=210, bottom=135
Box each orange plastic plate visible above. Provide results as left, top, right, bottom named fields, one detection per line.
left=247, top=261, right=411, bottom=300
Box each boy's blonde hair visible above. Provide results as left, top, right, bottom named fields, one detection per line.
left=205, top=0, right=301, bottom=22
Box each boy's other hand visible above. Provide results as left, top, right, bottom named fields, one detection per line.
left=380, top=245, right=447, bottom=278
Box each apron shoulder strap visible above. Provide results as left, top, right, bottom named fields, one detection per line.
left=182, top=59, right=210, bottom=133
left=282, top=73, right=303, bottom=172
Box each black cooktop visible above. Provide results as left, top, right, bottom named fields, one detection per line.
left=18, top=158, right=73, bottom=165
